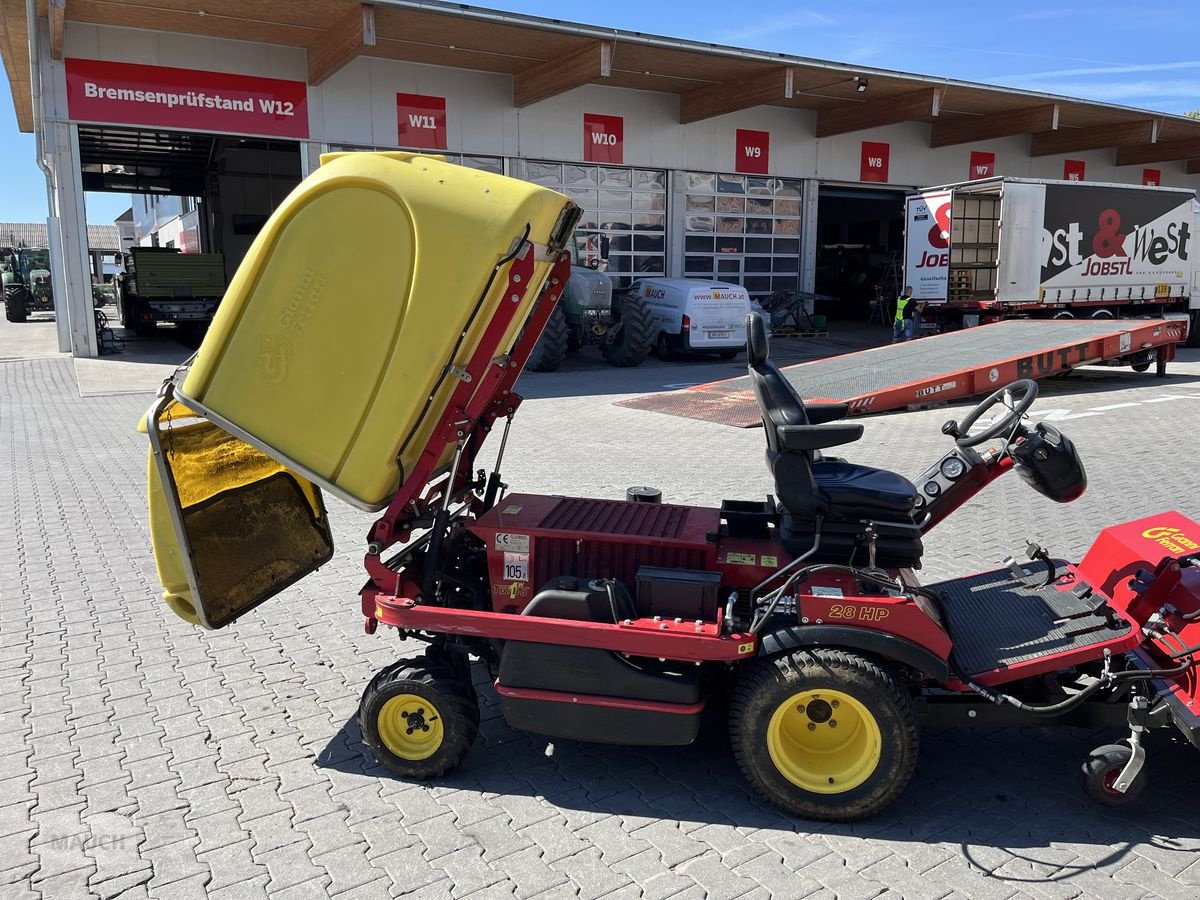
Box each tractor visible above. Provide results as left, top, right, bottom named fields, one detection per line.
left=3, top=247, right=53, bottom=322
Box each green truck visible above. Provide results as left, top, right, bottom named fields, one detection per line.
left=117, top=247, right=226, bottom=337
left=2, top=247, right=53, bottom=322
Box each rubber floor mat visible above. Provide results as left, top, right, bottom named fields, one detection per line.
left=928, top=561, right=1132, bottom=678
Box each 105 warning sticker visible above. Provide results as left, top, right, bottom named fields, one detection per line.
left=503, top=553, right=530, bottom=582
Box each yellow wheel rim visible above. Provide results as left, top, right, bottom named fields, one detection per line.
left=377, top=693, right=445, bottom=761
left=766, top=688, right=882, bottom=794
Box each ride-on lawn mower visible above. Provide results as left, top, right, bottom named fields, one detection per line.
left=144, top=152, right=1200, bottom=822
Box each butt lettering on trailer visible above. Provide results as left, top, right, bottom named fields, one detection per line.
left=1014, top=341, right=1092, bottom=378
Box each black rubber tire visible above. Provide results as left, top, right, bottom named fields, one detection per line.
left=527, top=304, right=568, bottom=372
left=5, top=290, right=28, bottom=323
left=718, top=349, right=739, bottom=360
left=656, top=331, right=676, bottom=361
left=729, top=648, right=919, bottom=822
left=1082, top=743, right=1145, bottom=807
left=1131, top=362, right=1152, bottom=373
left=602, top=293, right=653, bottom=367
left=359, top=655, right=479, bottom=779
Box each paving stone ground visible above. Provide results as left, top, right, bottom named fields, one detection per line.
left=3, top=314, right=1200, bottom=899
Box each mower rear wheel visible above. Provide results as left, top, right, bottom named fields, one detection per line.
left=359, top=656, right=479, bottom=779
left=527, top=304, right=568, bottom=372
left=1082, top=743, right=1145, bottom=807
left=729, top=648, right=918, bottom=822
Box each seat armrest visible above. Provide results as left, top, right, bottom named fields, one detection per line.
left=778, top=423, right=864, bottom=452
left=806, top=402, right=850, bottom=424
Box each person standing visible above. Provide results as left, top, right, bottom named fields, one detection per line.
left=892, top=285, right=924, bottom=343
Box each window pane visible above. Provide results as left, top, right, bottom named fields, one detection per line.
left=773, top=255, right=800, bottom=272
left=567, top=189, right=599, bottom=208
left=746, top=177, right=773, bottom=195
left=599, top=212, right=632, bottom=228
left=718, top=174, right=747, bottom=194
left=745, top=276, right=772, bottom=293
left=775, top=218, right=802, bottom=235
left=686, top=172, right=716, bottom=192
left=746, top=238, right=772, bottom=254
left=634, top=192, right=666, bottom=211
left=745, top=217, right=773, bottom=235
left=745, top=256, right=773, bottom=273
left=686, top=194, right=715, bottom=213
left=527, top=162, right=561, bottom=185
left=685, top=255, right=713, bottom=273
left=635, top=169, right=666, bottom=191
left=634, top=255, right=663, bottom=274
left=717, top=259, right=741, bottom=274
left=599, top=190, right=632, bottom=209
left=600, top=167, right=632, bottom=187
left=774, top=238, right=800, bottom=254
left=716, top=216, right=742, bottom=233
left=771, top=275, right=799, bottom=292
left=633, top=233, right=665, bottom=252
left=775, top=199, right=801, bottom=216
left=746, top=197, right=773, bottom=216
left=634, top=214, right=666, bottom=230
left=686, top=235, right=715, bottom=253
left=687, top=215, right=714, bottom=232
left=715, top=237, right=744, bottom=253
left=717, top=195, right=746, bottom=214
left=564, top=165, right=596, bottom=185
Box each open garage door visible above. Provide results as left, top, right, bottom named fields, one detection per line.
left=815, top=186, right=906, bottom=319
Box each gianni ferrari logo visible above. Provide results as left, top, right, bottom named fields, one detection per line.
left=1142, top=526, right=1200, bottom=554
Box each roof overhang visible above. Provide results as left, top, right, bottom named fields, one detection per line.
left=3, top=0, right=1199, bottom=172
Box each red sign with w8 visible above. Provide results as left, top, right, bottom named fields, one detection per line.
left=397, top=93, right=448, bottom=150
left=860, top=141, right=890, bottom=183
left=583, top=113, right=623, bottom=164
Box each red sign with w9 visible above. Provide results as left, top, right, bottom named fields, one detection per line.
left=736, top=129, right=770, bottom=175
left=397, top=93, right=448, bottom=150
left=583, top=113, right=623, bottom=164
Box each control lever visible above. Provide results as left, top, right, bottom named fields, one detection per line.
left=941, top=420, right=961, bottom=439
left=1005, top=540, right=1057, bottom=587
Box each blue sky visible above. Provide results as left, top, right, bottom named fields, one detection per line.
left=2, top=0, right=1197, bottom=223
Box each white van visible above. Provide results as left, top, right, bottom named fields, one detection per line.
left=631, top=278, right=752, bottom=360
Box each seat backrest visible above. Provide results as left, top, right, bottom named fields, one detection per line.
left=746, top=314, right=811, bottom=454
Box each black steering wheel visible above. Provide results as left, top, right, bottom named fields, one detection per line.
left=951, top=379, right=1039, bottom=448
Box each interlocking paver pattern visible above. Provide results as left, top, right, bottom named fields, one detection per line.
left=4, top=316, right=1200, bottom=898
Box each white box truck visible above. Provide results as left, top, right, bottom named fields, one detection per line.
left=904, top=177, right=1200, bottom=344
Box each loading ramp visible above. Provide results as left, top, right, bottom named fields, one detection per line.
left=615, top=319, right=1188, bottom=428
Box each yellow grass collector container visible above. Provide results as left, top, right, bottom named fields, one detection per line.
left=178, top=151, right=575, bottom=509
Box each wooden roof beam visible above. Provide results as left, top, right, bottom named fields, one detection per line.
left=678, top=67, right=793, bottom=125
left=815, top=86, right=942, bottom=138
left=1117, top=139, right=1200, bottom=166
left=49, top=0, right=65, bottom=60
left=513, top=40, right=613, bottom=108
left=307, top=3, right=375, bottom=86
left=1030, top=118, right=1156, bottom=157
left=930, top=103, right=1058, bottom=148
left=1188, top=159, right=1200, bottom=176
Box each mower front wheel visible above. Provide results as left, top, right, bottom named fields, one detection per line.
left=359, top=655, right=479, bottom=779
left=729, top=648, right=919, bottom=822
left=1082, top=743, right=1145, bottom=807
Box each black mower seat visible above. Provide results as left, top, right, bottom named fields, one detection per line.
left=746, top=313, right=918, bottom=523
left=811, top=460, right=920, bottom=519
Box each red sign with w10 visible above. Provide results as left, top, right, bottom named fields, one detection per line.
left=584, top=113, right=623, bottom=164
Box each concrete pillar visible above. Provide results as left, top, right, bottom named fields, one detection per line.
left=44, top=121, right=96, bottom=357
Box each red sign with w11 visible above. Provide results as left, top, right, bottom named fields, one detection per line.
left=736, top=129, right=770, bottom=175
left=860, top=141, right=890, bottom=183
left=397, top=93, right=448, bottom=150
left=584, top=113, right=623, bottom=164
left=65, top=57, right=309, bottom=138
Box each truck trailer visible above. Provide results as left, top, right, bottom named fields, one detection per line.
left=117, top=247, right=226, bottom=337
left=904, top=178, right=1199, bottom=343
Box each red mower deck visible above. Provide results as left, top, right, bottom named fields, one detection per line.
left=616, top=318, right=1187, bottom=427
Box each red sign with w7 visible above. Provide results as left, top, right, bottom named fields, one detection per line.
left=583, top=113, right=623, bottom=164
left=968, top=150, right=995, bottom=180
left=397, top=93, right=448, bottom=150
left=736, top=129, right=770, bottom=175
left=65, top=57, right=309, bottom=138
left=860, top=141, right=890, bottom=183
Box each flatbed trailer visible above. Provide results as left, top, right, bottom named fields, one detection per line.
left=616, top=318, right=1188, bottom=427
